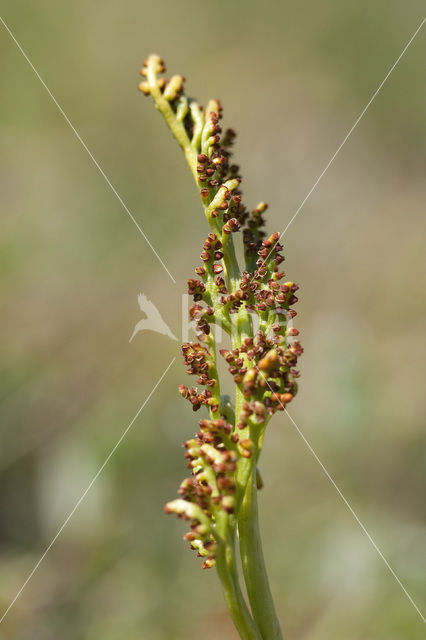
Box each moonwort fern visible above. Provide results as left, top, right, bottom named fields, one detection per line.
left=139, top=54, right=302, bottom=640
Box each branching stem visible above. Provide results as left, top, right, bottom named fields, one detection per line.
left=238, top=467, right=283, bottom=639
left=215, top=528, right=263, bottom=640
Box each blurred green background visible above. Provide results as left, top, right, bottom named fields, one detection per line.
left=1, top=2, right=425, bottom=638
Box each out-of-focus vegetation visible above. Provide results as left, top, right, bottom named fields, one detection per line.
left=1, top=2, right=425, bottom=638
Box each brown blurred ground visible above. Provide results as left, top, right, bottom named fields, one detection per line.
left=0, top=2, right=425, bottom=639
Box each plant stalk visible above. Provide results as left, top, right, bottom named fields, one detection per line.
left=215, top=526, right=262, bottom=640
left=238, top=468, right=283, bottom=639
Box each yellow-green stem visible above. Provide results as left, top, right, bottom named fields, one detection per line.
left=238, top=467, right=283, bottom=639
left=215, top=531, right=262, bottom=640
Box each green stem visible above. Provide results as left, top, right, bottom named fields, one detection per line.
left=145, top=61, right=198, bottom=181
left=238, top=469, right=283, bottom=639
left=215, top=530, right=262, bottom=640
left=209, top=299, right=261, bottom=640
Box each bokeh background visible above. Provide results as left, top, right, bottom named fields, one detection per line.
left=1, top=2, right=425, bottom=638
